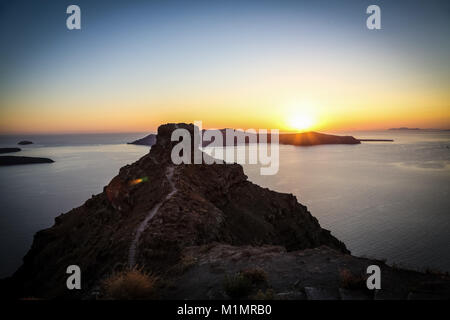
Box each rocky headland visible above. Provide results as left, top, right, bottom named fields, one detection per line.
left=127, top=134, right=157, bottom=146
left=2, top=123, right=449, bottom=300
left=0, top=156, right=54, bottom=166
left=0, top=148, right=21, bottom=154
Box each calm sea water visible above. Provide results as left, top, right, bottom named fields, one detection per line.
left=0, top=131, right=449, bottom=277
left=243, top=130, right=450, bottom=273
left=0, top=133, right=150, bottom=277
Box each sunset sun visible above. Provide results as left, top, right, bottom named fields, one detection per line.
left=287, top=113, right=316, bottom=132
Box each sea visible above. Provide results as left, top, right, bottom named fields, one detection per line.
left=0, top=130, right=449, bottom=277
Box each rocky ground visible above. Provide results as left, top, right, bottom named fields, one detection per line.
left=1, top=123, right=449, bottom=300
left=167, top=244, right=449, bottom=300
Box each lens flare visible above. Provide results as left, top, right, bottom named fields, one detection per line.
left=129, top=177, right=148, bottom=186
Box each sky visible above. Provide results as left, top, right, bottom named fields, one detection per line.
left=0, top=0, right=449, bottom=134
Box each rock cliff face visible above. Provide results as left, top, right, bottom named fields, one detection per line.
left=4, top=123, right=449, bottom=300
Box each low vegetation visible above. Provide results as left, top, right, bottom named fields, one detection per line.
left=252, top=289, right=274, bottom=300
left=240, top=267, right=268, bottom=284
left=224, top=273, right=253, bottom=299
left=224, top=267, right=269, bottom=299
left=101, top=267, right=158, bottom=300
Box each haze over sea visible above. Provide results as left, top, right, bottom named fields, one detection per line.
left=0, top=130, right=449, bottom=277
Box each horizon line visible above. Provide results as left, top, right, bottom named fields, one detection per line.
left=1, top=127, right=449, bottom=136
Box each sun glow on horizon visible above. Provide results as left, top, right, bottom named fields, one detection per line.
left=287, top=114, right=316, bottom=132
left=283, top=101, right=319, bottom=132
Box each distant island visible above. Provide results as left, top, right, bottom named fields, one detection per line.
left=128, top=130, right=362, bottom=147
left=0, top=148, right=21, bottom=154
left=18, top=140, right=33, bottom=145
left=389, top=127, right=421, bottom=131
left=0, top=156, right=54, bottom=166
left=358, top=139, right=394, bottom=142
left=128, top=130, right=395, bottom=147
left=127, top=134, right=157, bottom=146
left=389, top=127, right=450, bottom=131
left=279, top=131, right=361, bottom=146
left=203, top=130, right=361, bottom=147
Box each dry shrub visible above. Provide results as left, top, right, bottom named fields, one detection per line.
left=171, top=253, right=197, bottom=274
left=252, top=289, right=274, bottom=300
left=101, top=267, right=158, bottom=300
left=240, top=267, right=268, bottom=284
left=180, top=254, right=197, bottom=270
left=224, top=267, right=269, bottom=299
left=223, top=273, right=252, bottom=299
left=339, top=268, right=366, bottom=290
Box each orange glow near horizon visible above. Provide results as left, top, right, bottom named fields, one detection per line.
left=282, top=101, right=319, bottom=132
left=1, top=81, right=449, bottom=134
left=1, top=43, right=450, bottom=135
left=1, top=103, right=449, bottom=134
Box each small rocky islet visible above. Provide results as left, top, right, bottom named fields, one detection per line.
left=0, top=140, right=55, bottom=166
left=0, top=142, right=54, bottom=166
left=0, top=156, right=54, bottom=166
left=0, top=148, right=21, bottom=154
left=18, top=140, right=33, bottom=145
